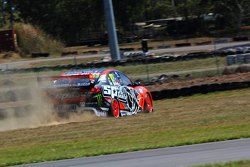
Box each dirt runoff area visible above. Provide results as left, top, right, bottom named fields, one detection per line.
left=147, top=72, right=250, bottom=91
left=0, top=72, right=250, bottom=132
left=0, top=76, right=97, bottom=132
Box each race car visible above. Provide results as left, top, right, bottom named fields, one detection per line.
left=45, top=68, right=153, bottom=118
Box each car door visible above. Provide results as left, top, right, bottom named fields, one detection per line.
left=102, top=71, right=122, bottom=100
left=102, top=71, right=139, bottom=114
left=117, top=71, right=140, bottom=114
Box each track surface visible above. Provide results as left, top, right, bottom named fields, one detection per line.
left=1, top=41, right=249, bottom=70
left=22, top=138, right=250, bottom=167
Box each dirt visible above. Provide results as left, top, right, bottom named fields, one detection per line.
left=0, top=71, right=250, bottom=132
left=147, top=72, right=250, bottom=91
left=0, top=75, right=96, bottom=132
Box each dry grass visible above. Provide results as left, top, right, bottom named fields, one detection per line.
left=0, top=52, right=22, bottom=63
left=197, top=160, right=250, bottom=167
left=27, top=57, right=100, bottom=68
left=14, top=23, right=64, bottom=57
left=0, top=88, right=250, bottom=166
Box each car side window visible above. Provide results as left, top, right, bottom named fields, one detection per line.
left=107, top=73, right=114, bottom=85
left=107, top=71, right=122, bottom=86
left=119, top=72, right=132, bottom=86
left=96, top=74, right=109, bottom=85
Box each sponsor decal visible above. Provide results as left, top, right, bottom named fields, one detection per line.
left=102, top=85, right=140, bottom=113
left=95, top=93, right=103, bottom=106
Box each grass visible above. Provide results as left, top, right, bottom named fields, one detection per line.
left=116, top=57, right=226, bottom=76
left=0, top=56, right=240, bottom=87
left=0, top=56, right=227, bottom=84
left=26, top=55, right=225, bottom=72
left=0, top=88, right=250, bottom=166
left=4, top=56, right=226, bottom=77
left=28, top=56, right=100, bottom=68
left=197, top=160, right=250, bottom=167
left=14, top=23, right=64, bottom=57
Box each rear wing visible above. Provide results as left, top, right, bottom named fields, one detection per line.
left=37, top=74, right=94, bottom=88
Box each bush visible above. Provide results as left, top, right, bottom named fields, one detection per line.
left=14, top=23, right=64, bottom=57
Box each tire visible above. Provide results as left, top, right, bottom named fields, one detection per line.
left=143, top=93, right=153, bottom=113
left=111, top=99, right=120, bottom=118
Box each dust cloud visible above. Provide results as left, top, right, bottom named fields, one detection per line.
left=0, top=74, right=96, bottom=132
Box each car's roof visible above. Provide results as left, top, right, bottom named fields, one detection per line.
left=61, top=68, right=107, bottom=76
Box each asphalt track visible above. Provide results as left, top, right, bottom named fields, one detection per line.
left=1, top=41, right=249, bottom=70
left=22, top=138, right=250, bottom=167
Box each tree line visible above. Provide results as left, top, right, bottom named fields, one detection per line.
left=1, top=0, right=249, bottom=44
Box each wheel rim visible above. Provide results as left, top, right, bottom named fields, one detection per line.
left=112, top=99, right=120, bottom=118
left=144, top=94, right=153, bottom=112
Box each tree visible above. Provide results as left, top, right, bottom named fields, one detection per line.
left=113, top=0, right=148, bottom=32
left=15, top=0, right=104, bottom=43
left=174, top=0, right=214, bottom=19
left=144, top=0, right=174, bottom=20
left=11, top=0, right=250, bottom=43
left=213, top=0, right=250, bottom=31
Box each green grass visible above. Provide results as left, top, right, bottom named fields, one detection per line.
left=1, top=56, right=226, bottom=81
left=197, top=160, right=250, bottom=167
left=116, top=57, right=226, bottom=76
left=0, top=88, right=250, bottom=166
left=28, top=56, right=225, bottom=74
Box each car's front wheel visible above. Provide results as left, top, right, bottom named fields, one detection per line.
left=111, top=99, right=120, bottom=118
left=143, top=93, right=153, bottom=113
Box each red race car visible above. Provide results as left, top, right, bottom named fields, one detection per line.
left=45, top=68, right=153, bottom=118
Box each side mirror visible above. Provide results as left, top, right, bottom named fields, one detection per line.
left=133, top=80, right=141, bottom=86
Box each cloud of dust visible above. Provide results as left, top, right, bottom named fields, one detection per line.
left=0, top=75, right=96, bottom=132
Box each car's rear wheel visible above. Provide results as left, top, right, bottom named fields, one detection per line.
left=111, top=99, right=120, bottom=118
left=143, top=93, right=153, bottom=113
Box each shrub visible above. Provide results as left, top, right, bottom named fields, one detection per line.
left=14, top=23, right=64, bottom=57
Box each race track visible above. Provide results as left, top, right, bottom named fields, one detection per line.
left=1, top=41, right=249, bottom=70
left=22, top=138, right=250, bottom=167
